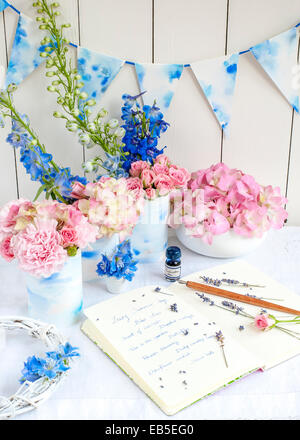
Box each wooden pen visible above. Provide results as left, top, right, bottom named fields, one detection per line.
left=178, top=280, right=300, bottom=316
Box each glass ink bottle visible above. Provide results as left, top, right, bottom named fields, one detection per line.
left=165, top=246, right=181, bottom=282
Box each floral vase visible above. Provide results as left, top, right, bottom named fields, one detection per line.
left=130, top=194, right=170, bottom=263
left=105, top=277, right=126, bottom=294
left=176, top=225, right=267, bottom=258
left=25, top=251, right=83, bottom=327
left=82, top=234, right=119, bottom=282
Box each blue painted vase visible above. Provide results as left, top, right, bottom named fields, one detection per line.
left=82, top=234, right=119, bottom=282
left=26, top=252, right=83, bottom=327
left=130, top=195, right=170, bottom=263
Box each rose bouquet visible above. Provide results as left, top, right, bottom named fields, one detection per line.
left=126, top=154, right=191, bottom=201
left=169, top=163, right=288, bottom=245
left=0, top=198, right=98, bottom=278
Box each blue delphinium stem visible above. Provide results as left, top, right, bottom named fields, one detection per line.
left=120, top=93, right=169, bottom=172
left=0, top=87, right=86, bottom=202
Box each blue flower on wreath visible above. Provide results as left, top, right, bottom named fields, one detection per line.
left=20, top=343, right=80, bottom=383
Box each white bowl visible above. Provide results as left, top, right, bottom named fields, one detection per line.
left=176, top=225, right=267, bottom=258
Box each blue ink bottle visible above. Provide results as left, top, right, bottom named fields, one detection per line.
left=165, top=246, right=181, bottom=282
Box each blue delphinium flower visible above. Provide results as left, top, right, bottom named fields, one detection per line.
left=20, top=343, right=79, bottom=384
left=96, top=240, right=138, bottom=281
left=5, top=111, right=87, bottom=202
left=46, top=343, right=80, bottom=362
left=120, top=92, right=169, bottom=172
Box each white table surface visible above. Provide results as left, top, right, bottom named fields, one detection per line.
left=1, top=227, right=300, bottom=420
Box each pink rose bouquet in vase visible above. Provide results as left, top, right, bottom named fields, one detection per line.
left=127, top=155, right=190, bottom=263
left=0, top=199, right=98, bottom=326
left=169, top=163, right=288, bottom=258
left=71, top=177, right=144, bottom=281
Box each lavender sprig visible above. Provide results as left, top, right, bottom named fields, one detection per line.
left=195, top=292, right=300, bottom=340
left=200, top=275, right=265, bottom=289
left=215, top=330, right=228, bottom=368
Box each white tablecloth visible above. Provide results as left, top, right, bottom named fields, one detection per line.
left=1, top=227, right=300, bottom=420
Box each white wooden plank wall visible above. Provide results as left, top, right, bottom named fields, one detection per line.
left=0, top=0, right=300, bottom=224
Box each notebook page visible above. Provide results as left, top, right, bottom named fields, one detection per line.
left=172, top=260, right=300, bottom=370
left=83, top=285, right=261, bottom=415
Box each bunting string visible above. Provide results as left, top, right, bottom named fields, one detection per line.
left=2, top=1, right=300, bottom=132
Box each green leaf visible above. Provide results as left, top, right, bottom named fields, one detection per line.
left=33, top=184, right=48, bottom=202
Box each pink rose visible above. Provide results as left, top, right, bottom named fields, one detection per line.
left=152, top=163, right=169, bottom=175
left=141, top=169, right=155, bottom=188
left=0, top=235, right=14, bottom=262
left=60, top=227, right=78, bottom=247
left=127, top=177, right=144, bottom=200
left=154, top=174, right=173, bottom=196
left=129, top=161, right=150, bottom=177
left=155, top=154, right=170, bottom=166
left=169, top=166, right=191, bottom=188
left=145, top=187, right=157, bottom=200
left=254, top=313, right=275, bottom=330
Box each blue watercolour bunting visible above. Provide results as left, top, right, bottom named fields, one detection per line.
left=135, top=62, right=183, bottom=113
left=250, top=27, right=299, bottom=113
left=5, top=13, right=50, bottom=87
left=191, top=53, right=239, bottom=132
left=77, top=47, right=124, bottom=103
left=0, top=0, right=8, bottom=12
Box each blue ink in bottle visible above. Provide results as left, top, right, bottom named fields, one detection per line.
left=164, top=246, right=181, bottom=282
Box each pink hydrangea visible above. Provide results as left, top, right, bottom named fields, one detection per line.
left=73, top=177, right=144, bottom=240
left=169, top=163, right=288, bottom=244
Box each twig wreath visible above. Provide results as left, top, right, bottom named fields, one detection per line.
left=0, top=316, right=79, bottom=420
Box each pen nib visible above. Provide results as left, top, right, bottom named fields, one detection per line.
left=178, top=280, right=187, bottom=285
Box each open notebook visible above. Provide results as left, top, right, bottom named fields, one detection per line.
left=82, top=261, right=300, bottom=415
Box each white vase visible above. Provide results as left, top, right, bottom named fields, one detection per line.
left=130, top=194, right=170, bottom=263
left=176, top=225, right=267, bottom=258
left=25, top=251, right=83, bottom=327
left=105, top=277, right=126, bottom=294
left=82, top=234, right=119, bottom=282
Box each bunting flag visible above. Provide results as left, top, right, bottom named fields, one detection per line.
left=0, top=0, right=8, bottom=12
left=5, top=13, right=50, bottom=87
left=191, top=53, right=239, bottom=131
left=77, top=47, right=124, bottom=103
left=3, top=0, right=300, bottom=131
left=135, top=62, right=183, bottom=112
left=250, top=27, right=299, bottom=113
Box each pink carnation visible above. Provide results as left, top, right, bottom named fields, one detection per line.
left=0, top=235, right=14, bottom=262
left=13, top=219, right=68, bottom=278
